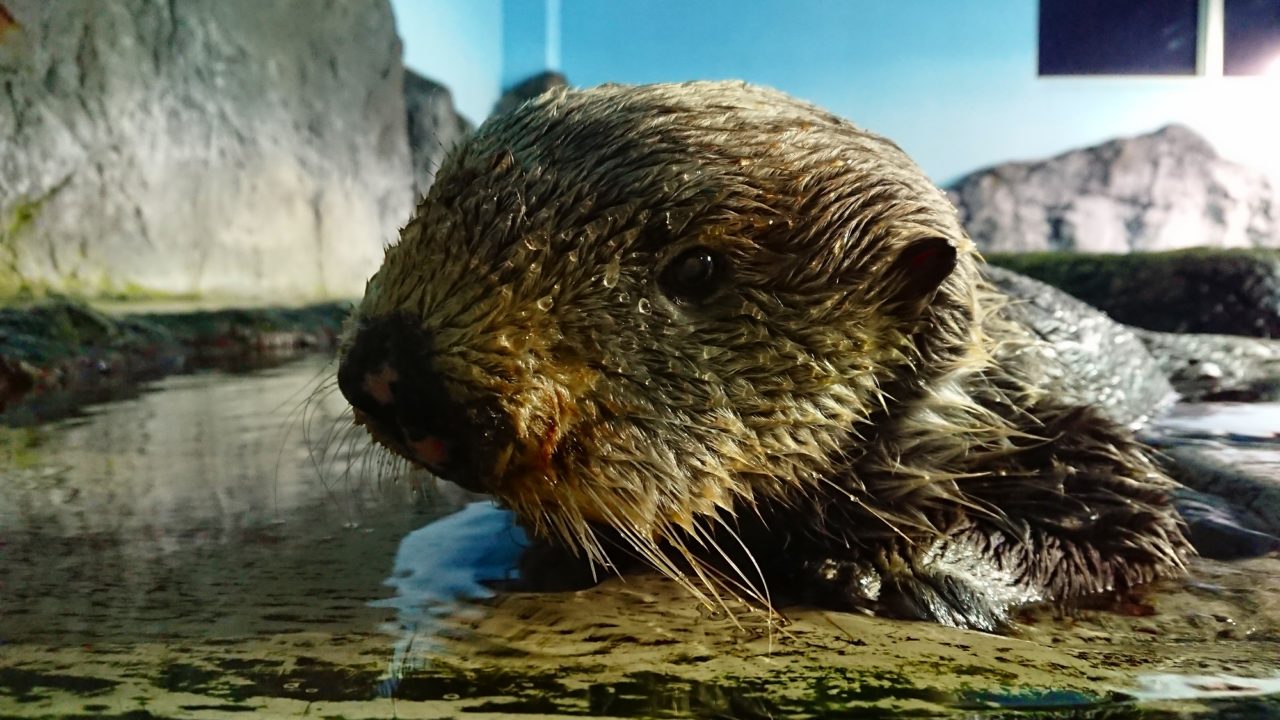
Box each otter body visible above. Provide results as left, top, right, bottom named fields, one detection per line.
left=337, top=82, right=1192, bottom=631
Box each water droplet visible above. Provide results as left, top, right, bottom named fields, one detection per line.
left=637, top=298, right=652, bottom=314
left=536, top=296, right=555, bottom=311
left=602, top=258, right=621, bottom=288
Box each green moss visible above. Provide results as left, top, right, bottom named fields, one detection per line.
left=96, top=281, right=202, bottom=303
left=0, top=178, right=204, bottom=305
left=0, top=202, right=42, bottom=299
left=0, top=176, right=73, bottom=301
left=0, top=426, right=44, bottom=470
left=984, top=247, right=1280, bottom=335
left=985, top=247, right=1280, bottom=290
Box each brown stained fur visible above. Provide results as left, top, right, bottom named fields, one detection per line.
left=345, top=81, right=1192, bottom=629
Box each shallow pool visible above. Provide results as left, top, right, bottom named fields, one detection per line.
left=1, top=356, right=1278, bottom=718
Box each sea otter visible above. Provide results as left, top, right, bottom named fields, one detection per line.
left=336, top=81, right=1192, bottom=632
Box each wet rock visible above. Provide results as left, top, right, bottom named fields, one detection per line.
left=987, top=249, right=1280, bottom=337
left=1138, top=330, right=1280, bottom=402
left=0, top=0, right=412, bottom=301
left=983, top=265, right=1175, bottom=427
left=0, top=355, right=34, bottom=413
left=1173, top=487, right=1280, bottom=560
left=0, top=300, right=181, bottom=416
left=948, top=125, right=1279, bottom=253
left=147, top=303, right=352, bottom=363
left=1160, top=443, right=1280, bottom=541
left=0, top=298, right=351, bottom=421
left=404, top=70, right=473, bottom=198
left=493, top=70, right=568, bottom=116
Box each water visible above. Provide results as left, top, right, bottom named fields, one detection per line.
left=0, top=356, right=1278, bottom=718
left=1153, top=402, right=1280, bottom=444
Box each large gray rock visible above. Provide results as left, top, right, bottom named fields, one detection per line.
left=948, top=125, right=1279, bottom=253
left=0, top=0, right=413, bottom=301
left=493, top=71, right=568, bottom=117
left=404, top=71, right=472, bottom=199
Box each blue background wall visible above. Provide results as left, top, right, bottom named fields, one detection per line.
left=392, top=0, right=1280, bottom=184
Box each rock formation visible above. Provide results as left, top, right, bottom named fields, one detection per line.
left=493, top=71, right=568, bottom=116
left=948, top=125, right=1279, bottom=253
left=989, top=249, right=1280, bottom=338
left=404, top=71, right=472, bottom=199
left=0, top=0, right=413, bottom=301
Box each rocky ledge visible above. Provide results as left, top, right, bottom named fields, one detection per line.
left=986, top=248, right=1280, bottom=338
left=0, top=299, right=348, bottom=422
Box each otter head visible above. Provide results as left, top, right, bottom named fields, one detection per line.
left=338, top=81, right=979, bottom=566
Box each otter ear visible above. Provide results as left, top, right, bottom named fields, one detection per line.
left=882, top=237, right=958, bottom=317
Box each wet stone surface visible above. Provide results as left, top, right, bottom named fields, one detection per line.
left=0, top=356, right=1278, bottom=719
left=1147, top=403, right=1280, bottom=542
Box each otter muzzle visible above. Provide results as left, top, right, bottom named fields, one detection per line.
left=337, top=314, right=513, bottom=493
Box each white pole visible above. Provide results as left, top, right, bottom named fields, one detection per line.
left=1197, top=0, right=1224, bottom=77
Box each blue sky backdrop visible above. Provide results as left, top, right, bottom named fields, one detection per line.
left=391, top=0, right=1279, bottom=185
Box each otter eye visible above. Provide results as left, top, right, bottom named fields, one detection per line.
left=659, top=247, right=725, bottom=303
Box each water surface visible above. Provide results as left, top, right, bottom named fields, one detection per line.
left=1, top=356, right=1278, bottom=718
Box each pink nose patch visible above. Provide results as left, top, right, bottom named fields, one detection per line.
left=407, top=435, right=450, bottom=467
left=361, top=364, right=399, bottom=406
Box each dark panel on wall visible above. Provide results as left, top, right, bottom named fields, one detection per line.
left=1224, top=0, right=1280, bottom=75
left=1039, top=0, right=1200, bottom=75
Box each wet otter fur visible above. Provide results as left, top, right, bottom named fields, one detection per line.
left=337, top=81, right=1192, bottom=631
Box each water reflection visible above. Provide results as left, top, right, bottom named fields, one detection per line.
left=1149, top=402, right=1280, bottom=443
left=372, top=501, right=527, bottom=695
left=0, top=356, right=473, bottom=645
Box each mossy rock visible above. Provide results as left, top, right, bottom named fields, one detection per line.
left=985, top=249, right=1280, bottom=337
left=0, top=298, right=352, bottom=419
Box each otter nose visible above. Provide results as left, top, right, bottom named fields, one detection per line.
left=337, top=314, right=511, bottom=492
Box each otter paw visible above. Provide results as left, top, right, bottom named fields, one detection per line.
left=877, top=568, right=1016, bottom=633
left=797, top=556, right=1022, bottom=632
left=794, top=557, right=886, bottom=612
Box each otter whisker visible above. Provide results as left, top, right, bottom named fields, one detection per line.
left=663, top=529, right=760, bottom=630
left=813, top=474, right=918, bottom=544
left=706, top=514, right=773, bottom=614
left=272, top=370, right=343, bottom=517
left=587, top=500, right=720, bottom=612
